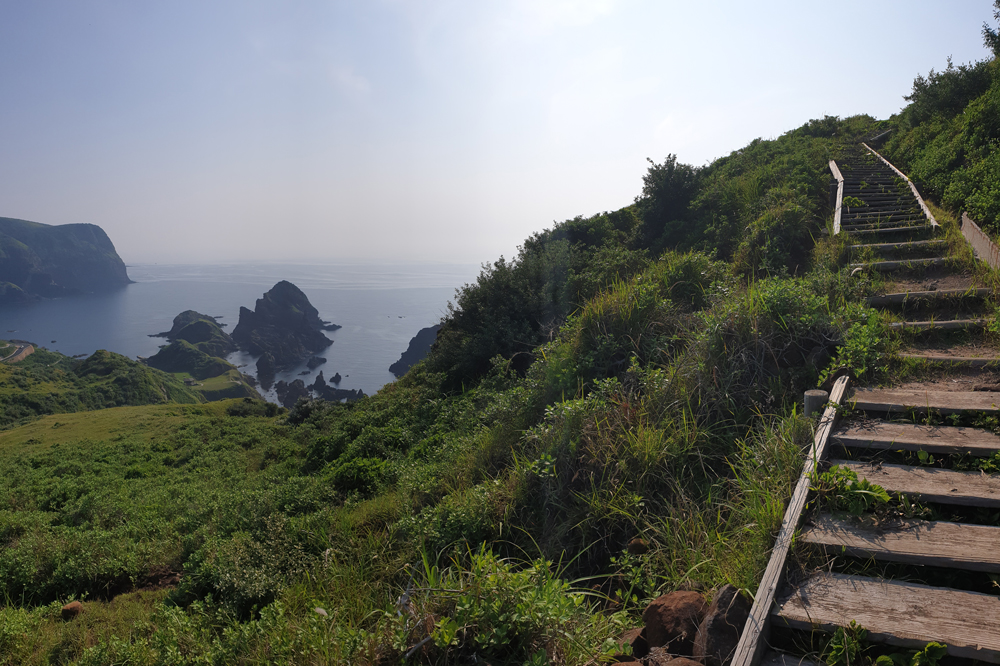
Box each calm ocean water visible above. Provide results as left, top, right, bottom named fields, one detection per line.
left=0, top=262, right=481, bottom=399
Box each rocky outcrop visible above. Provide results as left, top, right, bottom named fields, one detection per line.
left=61, top=601, right=83, bottom=621
left=231, top=281, right=336, bottom=369
left=313, top=382, right=366, bottom=403
left=256, top=352, right=276, bottom=390
left=307, top=356, right=327, bottom=369
left=641, top=591, right=708, bottom=656
left=612, top=586, right=744, bottom=666
left=693, top=585, right=751, bottom=666
left=312, top=371, right=327, bottom=390
left=389, top=324, right=441, bottom=377
left=0, top=217, right=131, bottom=299
left=151, top=311, right=236, bottom=358
left=275, top=379, right=311, bottom=409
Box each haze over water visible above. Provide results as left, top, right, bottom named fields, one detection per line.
left=0, top=262, right=481, bottom=399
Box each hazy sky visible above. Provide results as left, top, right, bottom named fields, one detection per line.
left=1, top=1, right=994, bottom=265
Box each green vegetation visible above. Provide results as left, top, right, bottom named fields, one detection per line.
left=0, top=346, right=202, bottom=429
left=165, top=313, right=236, bottom=358
left=881, top=8, right=1000, bottom=235
left=145, top=340, right=235, bottom=380
left=4, top=23, right=1000, bottom=660
left=0, top=111, right=893, bottom=661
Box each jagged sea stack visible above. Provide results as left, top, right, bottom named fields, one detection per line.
left=231, top=281, right=339, bottom=369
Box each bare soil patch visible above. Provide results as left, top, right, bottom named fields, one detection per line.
left=883, top=270, right=978, bottom=294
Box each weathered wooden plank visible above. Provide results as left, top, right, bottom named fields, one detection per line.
left=850, top=239, right=947, bottom=251
left=730, top=376, right=850, bottom=666
left=848, top=258, right=946, bottom=271
left=899, top=353, right=1000, bottom=368
left=866, top=288, right=989, bottom=306
left=963, top=212, right=1000, bottom=270
left=848, top=224, right=933, bottom=236
left=833, top=459, right=1000, bottom=508
left=850, top=388, right=1000, bottom=414
left=775, top=573, right=1000, bottom=661
left=889, top=319, right=987, bottom=331
left=833, top=421, right=1000, bottom=455
left=801, top=513, right=1000, bottom=572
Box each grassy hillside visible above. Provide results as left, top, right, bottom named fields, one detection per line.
left=881, top=53, right=1000, bottom=230
left=0, top=346, right=203, bottom=429
left=0, top=112, right=895, bottom=664
left=3, top=32, right=1000, bottom=659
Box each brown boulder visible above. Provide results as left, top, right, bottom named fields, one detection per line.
left=628, top=538, right=650, bottom=555
left=61, top=601, right=83, bottom=621
left=693, top=584, right=751, bottom=666
left=642, top=591, right=708, bottom=654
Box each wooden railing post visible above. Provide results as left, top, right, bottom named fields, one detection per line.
left=829, top=160, right=844, bottom=235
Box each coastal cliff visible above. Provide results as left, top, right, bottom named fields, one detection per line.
left=389, top=324, right=442, bottom=377
left=0, top=217, right=131, bottom=303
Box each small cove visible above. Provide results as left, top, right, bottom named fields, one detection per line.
left=0, top=262, right=481, bottom=399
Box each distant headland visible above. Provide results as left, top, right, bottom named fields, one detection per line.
left=0, top=216, right=131, bottom=304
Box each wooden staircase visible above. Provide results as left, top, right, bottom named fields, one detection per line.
left=734, top=144, right=1000, bottom=664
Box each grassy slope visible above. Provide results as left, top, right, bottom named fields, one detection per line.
left=3, top=97, right=991, bottom=663
left=0, top=346, right=204, bottom=429
left=882, top=57, right=1000, bottom=233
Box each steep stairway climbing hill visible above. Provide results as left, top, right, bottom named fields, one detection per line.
left=734, top=144, right=1000, bottom=665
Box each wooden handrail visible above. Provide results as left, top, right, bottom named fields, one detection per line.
left=730, top=375, right=851, bottom=666
left=861, top=143, right=938, bottom=228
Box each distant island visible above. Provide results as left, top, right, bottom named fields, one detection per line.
left=144, top=284, right=360, bottom=405
left=0, top=216, right=131, bottom=304
left=150, top=310, right=237, bottom=358
left=389, top=324, right=441, bottom=377
left=232, top=281, right=340, bottom=385
left=143, top=310, right=260, bottom=401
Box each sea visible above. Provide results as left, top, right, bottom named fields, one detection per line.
left=0, top=262, right=482, bottom=401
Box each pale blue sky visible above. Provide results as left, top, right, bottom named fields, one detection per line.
left=0, top=1, right=994, bottom=264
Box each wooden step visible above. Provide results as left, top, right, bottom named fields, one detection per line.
left=899, top=353, right=1000, bottom=368
left=833, top=459, right=1000, bottom=507
left=866, top=288, right=990, bottom=306
left=850, top=388, right=1000, bottom=414
left=832, top=421, right=1000, bottom=456
left=774, top=572, right=1000, bottom=661
left=850, top=239, right=948, bottom=251
left=801, top=513, right=1000, bottom=572
left=848, top=224, right=934, bottom=236
left=849, top=258, right=946, bottom=271
left=889, top=319, right=987, bottom=330
left=843, top=217, right=925, bottom=228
